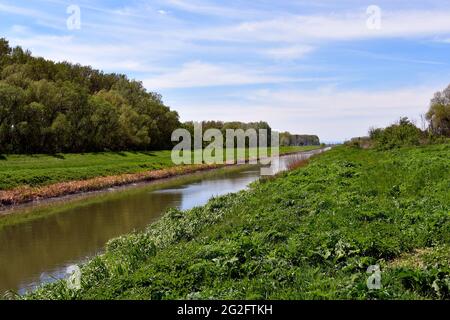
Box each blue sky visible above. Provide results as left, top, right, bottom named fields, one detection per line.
left=1, top=0, right=450, bottom=142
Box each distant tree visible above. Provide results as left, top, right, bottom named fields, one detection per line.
left=280, top=132, right=291, bottom=146
left=426, top=85, right=450, bottom=137
left=182, top=121, right=272, bottom=149
left=278, top=131, right=320, bottom=146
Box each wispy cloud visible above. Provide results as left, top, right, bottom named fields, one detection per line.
left=7, top=35, right=167, bottom=72
left=189, top=10, right=450, bottom=43
left=143, top=61, right=336, bottom=88
left=2, top=0, right=450, bottom=140
left=0, top=2, right=64, bottom=28
left=170, top=85, right=442, bottom=141
left=0, top=3, right=46, bottom=18
left=143, top=61, right=289, bottom=89
left=263, top=45, right=315, bottom=60
left=344, top=49, right=447, bottom=65
left=161, top=0, right=265, bottom=19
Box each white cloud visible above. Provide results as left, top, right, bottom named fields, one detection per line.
left=169, top=85, right=442, bottom=141
left=10, top=25, right=29, bottom=33
left=435, top=37, right=450, bottom=43
left=344, top=49, right=447, bottom=65
left=263, top=45, right=315, bottom=60
left=0, top=3, right=45, bottom=18
left=7, top=35, right=168, bottom=73
left=0, top=3, right=63, bottom=27
left=143, top=61, right=335, bottom=88
left=191, top=10, right=450, bottom=43
left=5, top=3, right=450, bottom=75
left=246, top=87, right=437, bottom=118
left=143, top=61, right=286, bottom=88
left=162, top=0, right=263, bottom=19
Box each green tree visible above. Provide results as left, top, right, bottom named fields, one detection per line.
left=0, top=38, right=12, bottom=68
left=118, top=105, right=151, bottom=148
left=18, top=102, right=46, bottom=152
left=50, top=114, right=72, bottom=152
left=0, top=83, right=25, bottom=152
left=427, top=85, right=450, bottom=137
left=0, top=38, right=11, bottom=57
left=0, top=37, right=180, bottom=154
left=369, top=117, right=423, bottom=149
left=89, top=95, right=120, bottom=150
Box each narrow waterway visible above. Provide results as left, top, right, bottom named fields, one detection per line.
left=0, top=149, right=327, bottom=296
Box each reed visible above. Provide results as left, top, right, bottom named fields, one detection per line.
left=0, top=164, right=220, bottom=208
left=285, top=156, right=310, bottom=171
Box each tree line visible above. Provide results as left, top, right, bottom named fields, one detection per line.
left=182, top=121, right=273, bottom=148
left=279, top=132, right=320, bottom=146
left=349, top=84, right=450, bottom=149
left=0, top=38, right=180, bottom=154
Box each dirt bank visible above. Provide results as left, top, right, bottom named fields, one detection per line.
left=0, top=163, right=223, bottom=209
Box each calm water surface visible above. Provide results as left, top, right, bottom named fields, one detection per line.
left=0, top=149, right=326, bottom=295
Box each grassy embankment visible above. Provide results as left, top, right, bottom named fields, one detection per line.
left=26, top=143, right=450, bottom=300
left=0, top=146, right=316, bottom=206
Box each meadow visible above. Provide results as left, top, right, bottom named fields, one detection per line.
left=26, top=142, right=450, bottom=300
left=0, top=146, right=315, bottom=191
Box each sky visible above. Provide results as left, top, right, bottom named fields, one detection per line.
left=1, top=0, right=450, bottom=142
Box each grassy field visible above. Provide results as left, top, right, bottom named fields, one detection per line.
left=26, top=143, right=450, bottom=300
left=0, top=146, right=315, bottom=191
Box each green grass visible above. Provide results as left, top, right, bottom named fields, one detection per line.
left=0, top=151, right=174, bottom=190
left=0, top=146, right=314, bottom=190
left=25, top=143, right=450, bottom=300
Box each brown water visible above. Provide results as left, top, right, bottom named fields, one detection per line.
left=0, top=149, right=327, bottom=295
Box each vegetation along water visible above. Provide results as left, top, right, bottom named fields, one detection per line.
left=23, top=142, right=450, bottom=300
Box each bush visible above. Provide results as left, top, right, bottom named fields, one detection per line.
left=369, top=117, right=423, bottom=150
left=344, top=137, right=372, bottom=149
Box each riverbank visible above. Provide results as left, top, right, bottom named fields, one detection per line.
left=0, top=163, right=261, bottom=231
left=0, top=146, right=317, bottom=209
left=25, top=143, right=450, bottom=300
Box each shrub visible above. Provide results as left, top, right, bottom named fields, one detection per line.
left=369, top=117, right=423, bottom=150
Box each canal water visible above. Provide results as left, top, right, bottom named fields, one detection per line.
left=0, top=149, right=326, bottom=295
